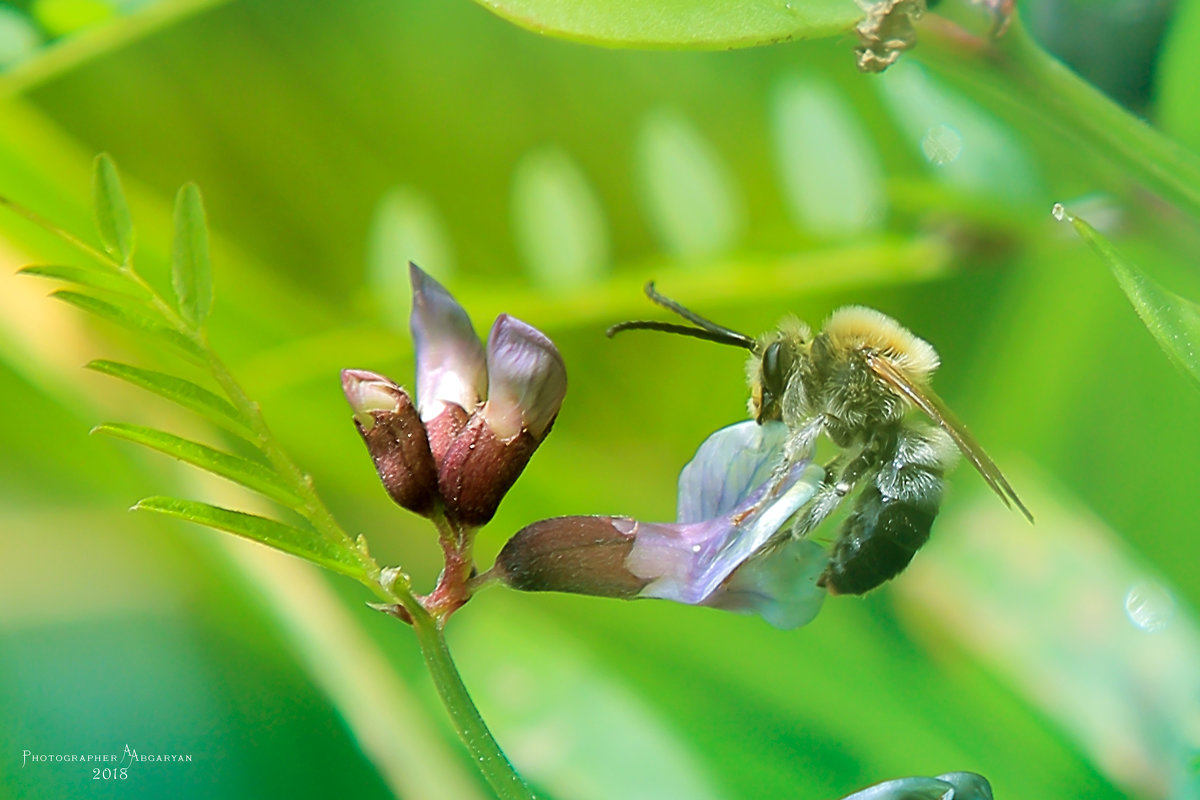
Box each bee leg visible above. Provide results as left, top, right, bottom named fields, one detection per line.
left=792, top=428, right=893, bottom=540
left=792, top=454, right=862, bottom=538
left=790, top=481, right=844, bottom=538
left=784, top=415, right=826, bottom=464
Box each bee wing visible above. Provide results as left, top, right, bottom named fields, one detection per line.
left=864, top=352, right=1033, bottom=522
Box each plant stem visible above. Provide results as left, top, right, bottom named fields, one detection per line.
left=201, top=345, right=359, bottom=551
left=410, top=611, right=537, bottom=800
left=3, top=188, right=530, bottom=797
left=917, top=14, right=1200, bottom=219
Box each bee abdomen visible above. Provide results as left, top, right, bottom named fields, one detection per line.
left=818, top=484, right=938, bottom=595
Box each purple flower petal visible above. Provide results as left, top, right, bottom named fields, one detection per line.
left=482, top=314, right=566, bottom=441
left=409, top=263, right=487, bottom=421
left=626, top=448, right=825, bottom=607
left=677, top=420, right=791, bottom=523
left=704, top=537, right=828, bottom=629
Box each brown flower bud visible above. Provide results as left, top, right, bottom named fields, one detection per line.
left=494, top=516, right=649, bottom=598
left=343, top=369, right=439, bottom=516
left=436, top=412, right=539, bottom=526
left=423, top=402, right=470, bottom=471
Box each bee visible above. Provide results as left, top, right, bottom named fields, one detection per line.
left=607, top=283, right=1032, bottom=595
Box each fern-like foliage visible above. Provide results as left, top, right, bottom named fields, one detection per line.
left=18, top=154, right=374, bottom=584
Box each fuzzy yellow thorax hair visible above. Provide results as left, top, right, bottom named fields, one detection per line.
left=822, top=306, right=939, bottom=381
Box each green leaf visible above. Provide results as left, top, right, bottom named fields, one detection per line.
left=770, top=76, right=885, bottom=237
left=19, top=264, right=149, bottom=298
left=134, top=496, right=365, bottom=579
left=91, top=153, right=135, bottom=264
left=1156, top=0, right=1200, bottom=153
left=86, top=360, right=257, bottom=440
left=511, top=146, right=609, bottom=289
left=171, top=182, right=213, bottom=328
left=51, top=289, right=205, bottom=363
left=471, top=0, right=859, bottom=48
left=1057, top=205, right=1200, bottom=390
left=93, top=422, right=303, bottom=508
left=635, top=108, right=743, bottom=259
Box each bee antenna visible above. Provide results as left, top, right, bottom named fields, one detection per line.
left=634, top=282, right=757, bottom=349
left=605, top=320, right=756, bottom=350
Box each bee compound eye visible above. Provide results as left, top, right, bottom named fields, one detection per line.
left=762, top=340, right=785, bottom=396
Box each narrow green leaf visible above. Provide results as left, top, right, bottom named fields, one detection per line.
left=472, top=0, right=858, bottom=48
left=1156, top=0, right=1200, bottom=153
left=172, top=182, right=213, bottom=328
left=51, top=289, right=204, bottom=363
left=134, top=496, right=364, bottom=579
left=1057, top=205, right=1200, bottom=390
left=93, top=422, right=303, bottom=508
left=770, top=76, right=885, bottom=237
left=91, top=153, right=135, bottom=263
left=511, top=146, right=609, bottom=289
left=635, top=108, right=743, bottom=259
left=19, top=264, right=149, bottom=298
left=86, top=360, right=257, bottom=440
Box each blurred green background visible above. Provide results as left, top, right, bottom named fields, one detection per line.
left=1, top=0, right=1199, bottom=798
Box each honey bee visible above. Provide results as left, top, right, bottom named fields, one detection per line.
left=608, top=283, right=1032, bottom=595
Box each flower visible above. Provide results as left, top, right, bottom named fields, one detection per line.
left=436, top=313, right=567, bottom=525
left=493, top=421, right=832, bottom=629
left=344, top=263, right=566, bottom=526
left=409, top=264, right=488, bottom=466
left=341, top=369, right=438, bottom=515
left=481, top=314, right=566, bottom=442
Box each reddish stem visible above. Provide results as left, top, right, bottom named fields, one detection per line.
left=419, top=516, right=476, bottom=622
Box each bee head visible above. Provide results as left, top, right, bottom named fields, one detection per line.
left=749, top=319, right=809, bottom=424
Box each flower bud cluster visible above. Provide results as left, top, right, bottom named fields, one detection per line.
left=343, top=264, right=566, bottom=527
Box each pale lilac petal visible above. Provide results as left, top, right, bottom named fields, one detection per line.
left=677, top=420, right=790, bottom=523
left=483, top=314, right=566, bottom=441
left=409, top=263, right=487, bottom=421
left=704, top=537, right=828, bottom=629
left=626, top=453, right=824, bottom=605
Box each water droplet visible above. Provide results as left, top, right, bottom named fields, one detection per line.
left=920, top=124, right=963, bottom=166
left=1051, top=202, right=1066, bottom=221
left=1125, top=581, right=1174, bottom=632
